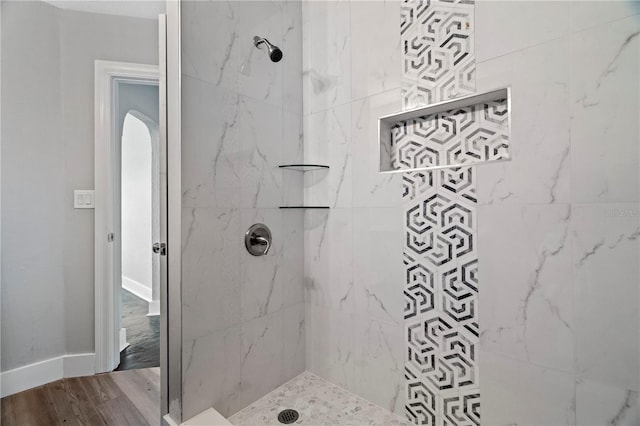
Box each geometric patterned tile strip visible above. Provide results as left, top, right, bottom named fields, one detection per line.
left=400, top=1, right=480, bottom=424
left=391, top=98, right=510, bottom=171
left=401, top=0, right=476, bottom=110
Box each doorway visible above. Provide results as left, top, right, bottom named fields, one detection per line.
left=117, top=88, right=161, bottom=370
left=93, top=62, right=164, bottom=377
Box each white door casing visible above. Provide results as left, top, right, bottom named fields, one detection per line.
left=94, top=60, right=159, bottom=374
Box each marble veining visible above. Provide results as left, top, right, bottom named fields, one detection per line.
left=479, top=204, right=574, bottom=374
left=229, top=371, right=410, bottom=425
left=475, top=3, right=640, bottom=425
left=476, top=36, right=572, bottom=206
left=301, top=0, right=407, bottom=419
left=569, top=16, right=639, bottom=203
left=181, top=0, right=305, bottom=420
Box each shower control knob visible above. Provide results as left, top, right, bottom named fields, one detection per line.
left=245, top=223, right=272, bottom=256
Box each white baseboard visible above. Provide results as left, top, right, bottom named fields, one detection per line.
left=63, top=353, right=96, bottom=378
left=1, top=357, right=62, bottom=398
left=122, top=275, right=152, bottom=302
left=120, top=327, right=130, bottom=352
left=147, top=300, right=160, bottom=316
left=1, top=353, right=95, bottom=397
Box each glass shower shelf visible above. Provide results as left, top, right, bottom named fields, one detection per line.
left=279, top=164, right=330, bottom=171
left=279, top=206, right=330, bottom=209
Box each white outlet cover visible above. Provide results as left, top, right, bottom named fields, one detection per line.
left=74, top=190, right=95, bottom=209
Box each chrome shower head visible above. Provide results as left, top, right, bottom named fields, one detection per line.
left=253, top=36, right=283, bottom=63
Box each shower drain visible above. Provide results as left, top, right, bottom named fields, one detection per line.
left=277, top=409, right=300, bottom=424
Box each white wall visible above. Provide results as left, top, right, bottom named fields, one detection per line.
left=1, top=0, right=66, bottom=372
left=302, top=0, right=405, bottom=416
left=180, top=0, right=305, bottom=419
left=475, top=2, right=640, bottom=424
left=1, top=0, right=159, bottom=373
left=118, top=83, right=160, bottom=309
left=59, top=7, right=158, bottom=357
left=121, top=113, right=153, bottom=299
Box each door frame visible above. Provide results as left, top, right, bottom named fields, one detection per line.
left=165, top=4, right=183, bottom=421
left=94, top=60, right=159, bottom=374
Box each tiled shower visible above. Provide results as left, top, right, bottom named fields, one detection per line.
left=179, top=1, right=640, bottom=425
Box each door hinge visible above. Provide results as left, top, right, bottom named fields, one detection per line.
left=152, top=242, right=167, bottom=256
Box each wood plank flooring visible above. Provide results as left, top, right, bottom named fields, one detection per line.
left=1, top=367, right=160, bottom=426
left=116, top=289, right=160, bottom=371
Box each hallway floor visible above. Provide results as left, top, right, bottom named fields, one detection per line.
left=116, top=289, right=160, bottom=371
left=229, top=372, right=409, bottom=425
left=0, top=367, right=160, bottom=426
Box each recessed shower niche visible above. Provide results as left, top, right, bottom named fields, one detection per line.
left=379, top=87, right=512, bottom=173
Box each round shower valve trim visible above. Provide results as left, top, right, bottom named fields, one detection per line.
left=245, top=223, right=272, bottom=256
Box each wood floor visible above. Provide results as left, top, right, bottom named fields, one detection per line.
left=116, top=289, right=160, bottom=371
left=1, top=367, right=160, bottom=426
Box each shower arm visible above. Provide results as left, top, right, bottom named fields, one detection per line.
left=253, top=36, right=266, bottom=48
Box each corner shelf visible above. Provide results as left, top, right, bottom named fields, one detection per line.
left=279, top=164, right=329, bottom=172
left=279, top=206, right=330, bottom=209
left=378, top=87, right=511, bottom=174
left=280, top=165, right=330, bottom=210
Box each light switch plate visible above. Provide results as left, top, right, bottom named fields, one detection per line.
left=74, top=190, right=95, bottom=209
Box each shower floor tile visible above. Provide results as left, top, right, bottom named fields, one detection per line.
left=228, top=371, right=410, bottom=425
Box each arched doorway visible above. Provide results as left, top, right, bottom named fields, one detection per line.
left=116, top=84, right=161, bottom=371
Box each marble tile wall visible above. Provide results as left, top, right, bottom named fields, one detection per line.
left=180, top=0, right=305, bottom=420
left=304, top=1, right=640, bottom=425
left=476, top=1, right=640, bottom=424
left=302, top=0, right=407, bottom=417
left=180, top=1, right=640, bottom=425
